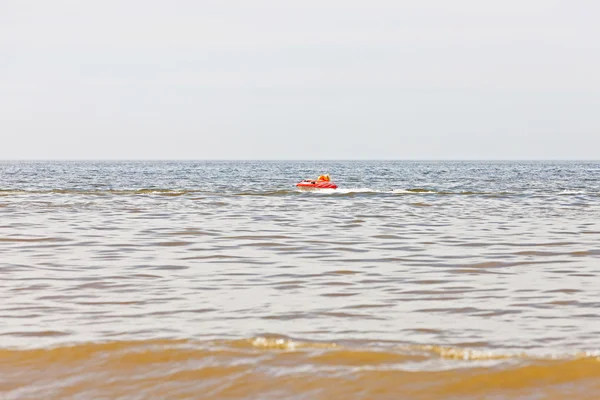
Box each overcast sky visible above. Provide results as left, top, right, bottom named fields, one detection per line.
left=1, top=0, right=599, bottom=159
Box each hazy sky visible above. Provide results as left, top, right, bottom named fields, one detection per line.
left=1, top=0, right=599, bottom=159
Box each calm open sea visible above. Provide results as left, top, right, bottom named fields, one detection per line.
left=1, top=160, right=600, bottom=399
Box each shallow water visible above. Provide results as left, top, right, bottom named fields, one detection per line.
left=1, top=160, right=600, bottom=399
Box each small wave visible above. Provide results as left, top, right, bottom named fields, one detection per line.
left=296, top=188, right=508, bottom=197
left=0, top=189, right=202, bottom=197
left=403, top=188, right=437, bottom=193
left=2, top=337, right=600, bottom=399
left=4, top=336, right=600, bottom=363
left=0, top=236, right=68, bottom=243
left=308, top=188, right=384, bottom=195
left=393, top=188, right=497, bottom=196
left=235, top=189, right=297, bottom=196
left=0, top=187, right=596, bottom=199
left=559, top=190, right=589, bottom=195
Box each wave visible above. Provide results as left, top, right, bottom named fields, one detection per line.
left=0, top=188, right=203, bottom=197
left=393, top=188, right=512, bottom=196
left=2, top=337, right=600, bottom=399
left=0, top=187, right=598, bottom=199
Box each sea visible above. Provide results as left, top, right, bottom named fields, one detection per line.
left=1, top=160, right=600, bottom=399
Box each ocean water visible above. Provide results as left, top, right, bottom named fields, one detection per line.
left=1, top=160, right=600, bottom=399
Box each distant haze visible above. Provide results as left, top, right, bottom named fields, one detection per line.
left=1, top=0, right=599, bottom=160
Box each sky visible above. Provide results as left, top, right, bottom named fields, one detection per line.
left=1, top=0, right=599, bottom=160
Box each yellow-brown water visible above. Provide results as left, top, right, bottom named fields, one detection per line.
left=3, top=338, right=600, bottom=399
left=1, top=161, right=600, bottom=399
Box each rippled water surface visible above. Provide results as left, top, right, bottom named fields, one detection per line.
left=1, top=160, right=600, bottom=399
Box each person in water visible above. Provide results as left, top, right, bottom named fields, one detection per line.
left=317, top=174, right=331, bottom=182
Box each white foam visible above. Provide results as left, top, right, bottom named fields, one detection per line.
left=305, top=187, right=384, bottom=194
left=334, top=188, right=381, bottom=193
